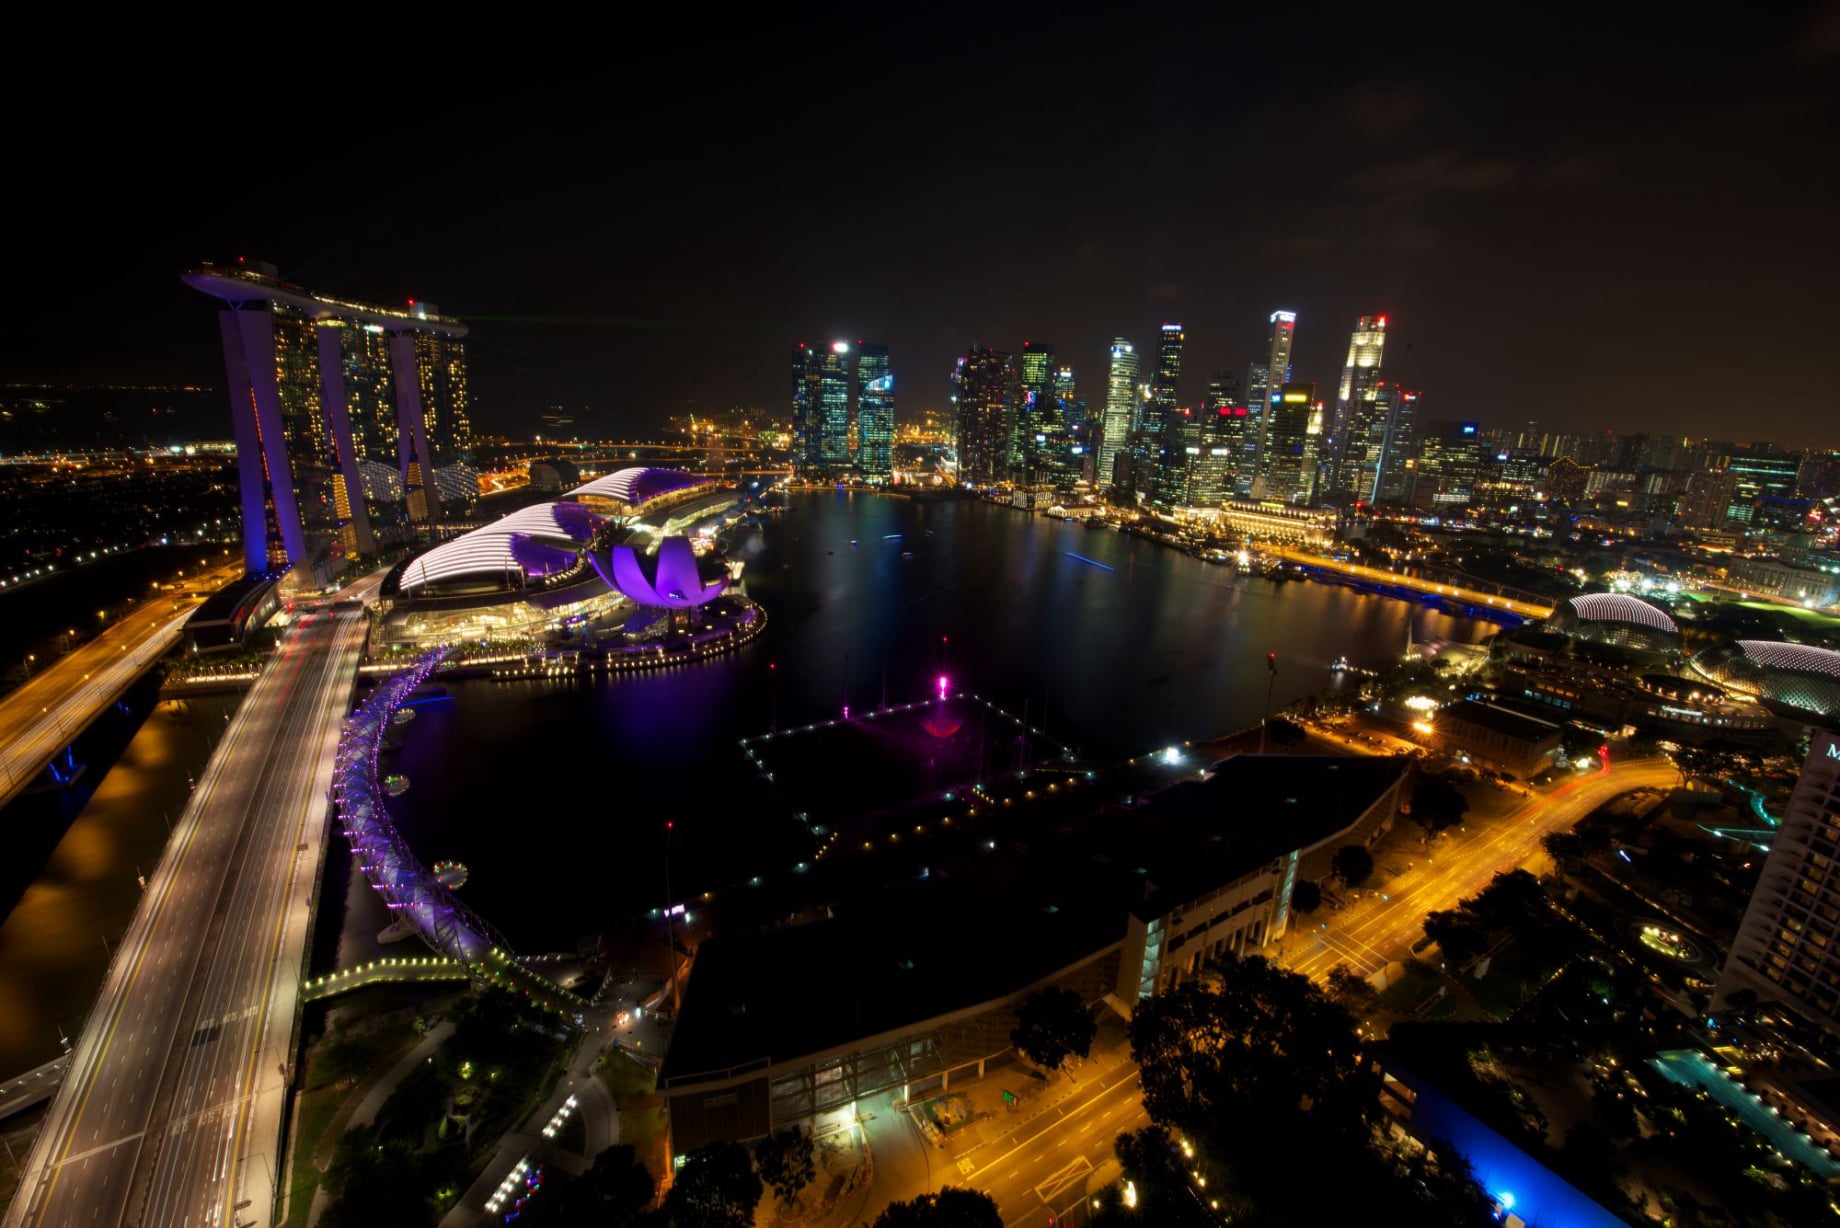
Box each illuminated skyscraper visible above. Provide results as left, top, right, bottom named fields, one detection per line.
left=1245, top=311, right=1296, bottom=497
left=956, top=344, right=1012, bottom=487
left=1254, top=382, right=1316, bottom=504
left=1330, top=315, right=1388, bottom=496
left=1015, top=341, right=1056, bottom=478
left=184, top=260, right=470, bottom=576
left=792, top=342, right=854, bottom=472
left=1099, top=338, right=1138, bottom=488
left=1146, top=323, right=1186, bottom=505
left=1719, top=730, right=1840, bottom=1031
left=792, top=343, right=815, bottom=466
left=855, top=343, right=894, bottom=481
left=1371, top=384, right=1421, bottom=504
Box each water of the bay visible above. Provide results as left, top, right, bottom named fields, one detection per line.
left=385, top=492, right=1499, bottom=952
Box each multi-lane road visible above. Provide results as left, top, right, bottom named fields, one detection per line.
left=0, top=563, right=240, bottom=808
left=5, top=607, right=366, bottom=1228
left=1282, top=754, right=1683, bottom=982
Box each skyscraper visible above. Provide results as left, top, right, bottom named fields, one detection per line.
left=793, top=342, right=854, bottom=472
left=1099, top=338, right=1138, bottom=489
left=956, top=344, right=1012, bottom=487
left=1341, top=379, right=1421, bottom=504
left=1719, top=730, right=1840, bottom=1031
left=184, top=260, right=472, bottom=577
left=855, top=343, right=894, bottom=481
left=1330, top=315, right=1388, bottom=497
left=1146, top=323, right=1186, bottom=505
left=1254, top=382, right=1316, bottom=504
left=1245, top=311, right=1297, bottom=498
left=1015, top=341, right=1056, bottom=478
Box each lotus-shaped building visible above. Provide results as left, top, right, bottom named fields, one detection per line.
left=592, top=535, right=728, bottom=609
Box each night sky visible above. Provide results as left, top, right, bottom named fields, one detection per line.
left=6, top=9, right=1837, bottom=443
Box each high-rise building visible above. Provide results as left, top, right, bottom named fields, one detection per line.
left=1146, top=323, right=1186, bottom=505
left=1243, top=309, right=1298, bottom=498
left=1413, top=420, right=1483, bottom=508
left=1099, top=338, right=1138, bottom=489
left=1264, top=311, right=1297, bottom=394
left=1725, top=446, right=1803, bottom=524
left=855, top=343, right=894, bottom=481
left=1254, top=382, right=1316, bottom=504
left=956, top=345, right=1012, bottom=487
left=1341, top=380, right=1421, bottom=504
left=184, top=260, right=473, bottom=577
left=1719, top=730, right=1840, bottom=1032
left=1015, top=341, right=1056, bottom=478
left=1329, top=315, right=1388, bottom=497
left=793, top=342, right=854, bottom=472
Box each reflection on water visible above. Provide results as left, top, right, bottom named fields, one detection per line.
left=0, top=690, right=239, bottom=1080
left=387, top=494, right=1495, bottom=952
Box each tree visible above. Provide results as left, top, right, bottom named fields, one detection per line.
left=752, top=1126, right=815, bottom=1211
left=1325, top=964, right=1378, bottom=1016
left=1331, top=844, right=1375, bottom=888
left=1129, top=954, right=1376, bottom=1151
left=1265, top=717, right=1305, bottom=746
left=870, top=1186, right=1002, bottom=1227
left=663, top=1140, right=760, bottom=1228
left=523, top=1144, right=654, bottom=1226
left=1410, top=774, right=1470, bottom=836
left=1010, top=986, right=1097, bottom=1072
left=1289, top=879, right=1322, bottom=915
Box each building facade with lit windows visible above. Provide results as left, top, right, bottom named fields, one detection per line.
left=1329, top=314, right=1388, bottom=498
left=1145, top=323, right=1186, bottom=505
left=854, top=343, right=894, bottom=481
left=1253, top=382, right=1317, bottom=503
left=791, top=342, right=854, bottom=473
left=184, top=260, right=475, bottom=579
left=1718, top=730, right=1840, bottom=1032
left=1099, top=337, right=1138, bottom=489
left=954, top=344, right=1012, bottom=487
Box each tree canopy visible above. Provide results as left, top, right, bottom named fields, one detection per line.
left=1332, top=844, right=1375, bottom=888
left=521, top=1144, right=654, bottom=1226
left=1410, top=774, right=1471, bottom=836
left=1289, top=879, right=1322, bottom=915
left=663, top=1140, right=761, bottom=1228
left=870, top=1186, right=1002, bottom=1227
left=752, top=1126, right=816, bottom=1210
left=1010, top=986, right=1097, bottom=1072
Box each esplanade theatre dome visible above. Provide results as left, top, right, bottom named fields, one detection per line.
left=1548, top=592, right=1682, bottom=654
left=1692, top=640, right=1840, bottom=719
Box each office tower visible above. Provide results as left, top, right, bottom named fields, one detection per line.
left=1342, top=380, right=1421, bottom=504
left=1145, top=323, right=1186, bottom=504
left=1048, top=365, right=1088, bottom=485
left=1254, top=382, right=1316, bottom=503
left=956, top=344, right=1012, bottom=487
left=1725, top=446, right=1803, bottom=524
left=1243, top=363, right=1270, bottom=497
left=1099, top=338, right=1138, bottom=488
left=1719, top=730, right=1840, bottom=1031
left=1264, top=310, right=1297, bottom=394
left=1015, top=341, right=1056, bottom=477
left=1414, top=420, right=1483, bottom=508
left=855, top=343, right=894, bottom=481
left=792, top=344, right=815, bottom=467
left=184, top=260, right=471, bottom=576
left=794, top=342, right=854, bottom=472
left=1329, top=315, right=1388, bottom=496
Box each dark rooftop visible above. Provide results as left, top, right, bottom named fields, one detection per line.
left=1441, top=698, right=1563, bottom=744
left=1075, top=754, right=1408, bottom=922
left=661, top=855, right=1122, bottom=1084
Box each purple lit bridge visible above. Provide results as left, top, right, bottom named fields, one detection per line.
left=333, top=651, right=586, bottom=1014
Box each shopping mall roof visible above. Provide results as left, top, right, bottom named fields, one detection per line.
left=1081, top=755, right=1409, bottom=922
left=661, top=859, right=1122, bottom=1082
left=397, top=501, right=601, bottom=593
left=568, top=466, right=709, bottom=507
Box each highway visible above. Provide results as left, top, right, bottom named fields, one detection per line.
left=0, top=562, right=241, bottom=808
left=1282, top=754, right=1682, bottom=982
left=4, top=606, right=367, bottom=1228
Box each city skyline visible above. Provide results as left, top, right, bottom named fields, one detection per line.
left=3, top=11, right=1836, bottom=444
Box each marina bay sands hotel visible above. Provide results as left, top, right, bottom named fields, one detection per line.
left=184, top=259, right=476, bottom=579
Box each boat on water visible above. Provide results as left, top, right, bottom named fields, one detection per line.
left=901, top=551, right=916, bottom=561
left=1330, top=656, right=1350, bottom=673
